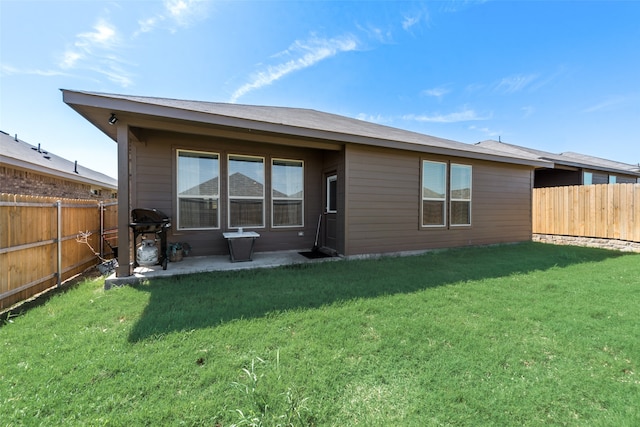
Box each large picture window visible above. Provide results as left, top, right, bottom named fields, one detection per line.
left=422, top=161, right=447, bottom=226
left=272, top=159, right=304, bottom=227
left=177, top=150, right=219, bottom=229
left=450, top=164, right=472, bottom=226
left=228, top=155, right=265, bottom=228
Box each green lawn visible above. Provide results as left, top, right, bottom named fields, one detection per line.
left=2, top=242, right=639, bottom=426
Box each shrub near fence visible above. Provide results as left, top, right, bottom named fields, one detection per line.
left=533, top=183, right=640, bottom=242
left=0, top=194, right=117, bottom=310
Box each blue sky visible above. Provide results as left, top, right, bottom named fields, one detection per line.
left=1, top=0, right=639, bottom=179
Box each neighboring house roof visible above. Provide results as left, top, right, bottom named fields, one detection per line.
left=181, top=173, right=266, bottom=198
left=476, top=140, right=640, bottom=177
left=61, top=90, right=551, bottom=168
left=0, top=130, right=118, bottom=189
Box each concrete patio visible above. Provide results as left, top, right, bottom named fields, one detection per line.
left=104, top=250, right=339, bottom=289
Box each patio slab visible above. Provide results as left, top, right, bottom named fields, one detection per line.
left=104, top=250, right=339, bottom=289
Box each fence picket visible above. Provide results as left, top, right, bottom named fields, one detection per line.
left=533, top=184, right=640, bottom=243
left=1, top=194, right=118, bottom=310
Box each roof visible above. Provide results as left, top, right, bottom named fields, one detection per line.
left=61, top=90, right=551, bottom=168
left=475, top=140, right=640, bottom=177
left=0, top=130, right=118, bottom=189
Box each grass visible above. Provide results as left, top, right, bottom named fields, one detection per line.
left=1, top=242, right=639, bottom=426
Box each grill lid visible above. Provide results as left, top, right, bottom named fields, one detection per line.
left=131, top=208, right=170, bottom=224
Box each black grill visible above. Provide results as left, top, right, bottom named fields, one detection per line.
left=129, top=208, right=171, bottom=270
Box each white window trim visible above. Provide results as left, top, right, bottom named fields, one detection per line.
left=176, top=149, right=220, bottom=231
left=272, top=158, right=304, bottom=228
left=326, top=174, right=337, bottom=214
left=421, top=160, right=447, bottom=228
left=450, top=163, right=472, bottom=227
left=228, top=154, right=265, bottom=229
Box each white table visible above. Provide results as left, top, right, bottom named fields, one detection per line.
left=222, top=231, right=260, bottom=262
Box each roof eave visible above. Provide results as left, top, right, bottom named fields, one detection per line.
left=61, top=89, right=549, bottom=168
left=1, top=154, right=118, bottom=190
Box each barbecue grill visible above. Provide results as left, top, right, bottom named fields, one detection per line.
left=129, top=208, right=171, bottom=270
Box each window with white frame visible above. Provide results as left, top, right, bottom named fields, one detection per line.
left=228, top=155, right=264, bottom=228
left=272, top=159, right=304, bottom=227
left=422, top=161, right=447, bottom=227
left=177, top=150, right=219, bottom=229
left=326, top=175, right=337, bottom=213
left=450, top=164, right=472, bottom=226
left=422, top=160, right=472, bottom=227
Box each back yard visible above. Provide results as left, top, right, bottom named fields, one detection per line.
left=1, top=242, right=639, bottom=426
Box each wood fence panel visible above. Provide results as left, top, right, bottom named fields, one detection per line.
left=1, top=194, right=118, bottom=310
left=635, top=185, right=640, bottom=242
left=533, top=184, right=639, bottom=243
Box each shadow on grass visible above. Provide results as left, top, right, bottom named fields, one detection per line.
left=127, top=242, right=628, bottom=341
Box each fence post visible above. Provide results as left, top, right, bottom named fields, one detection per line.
left=56, top=200, right=62, bottom=287
left=100, top=201, right=105, bottom=259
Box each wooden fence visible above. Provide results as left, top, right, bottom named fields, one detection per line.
left=533, top=184, right=640, bottom=242
left=0, top=194, right=117, bottom=310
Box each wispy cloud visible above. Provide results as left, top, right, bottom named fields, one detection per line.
left=402, top=14, right=421, bottom=31
left=230, top=34, right=360, bottom=103
left=136, top=0, right=210, bottom=35
left=493, top=73, right=539, bottom=94
left=441, top=0, right=490, bottom=13
left=0, top=64, right=68, bottom=77
left=469, top=124, right=502, bottom=138
left=422, top=85, right=451, bottom=99
left=59, top=19, right=134, bottom=87
left=521, top=105, right=535, bottom=118
left=401, top=6, right=429, bottom=33
left=582, top=96, right=629, bottom=113
left=356, top=23, right=393, bottom=44
left=355, top=113, right=393, bottom=124
left=403, top=107, right=491, bottom=123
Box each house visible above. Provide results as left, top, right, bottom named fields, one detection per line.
left=0, top=130, right=117, bottom=199
left=476, top=140, right=640, bottom=188
left=62, top=90, right=550, bottom=278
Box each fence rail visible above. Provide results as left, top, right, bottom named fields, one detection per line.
left=0, top=194, right=117, bottom=310
left=533, top=184, right=640, bottom=242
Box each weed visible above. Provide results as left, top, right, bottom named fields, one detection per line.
left=231, top=350, right=311, bottom=426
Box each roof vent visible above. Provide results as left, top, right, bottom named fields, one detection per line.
left=74, top=160, right=79, bottom=174
left=14, top=134, right=18, bottom=141
left=31, top=143, right=48, bottom=155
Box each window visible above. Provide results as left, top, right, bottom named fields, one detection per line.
left=422, top=161, right=447, bottom=226
left=326, top=175, right=337, bottom=213
left=592, top=173, right=608, bottom=184
left=450, top=164, right=472, bottom=226
left=608, top=175, right=617, bottom=184
left=421, top=160, right=472, bottom=228
left=228, top=155, right=264, bottom=228
left=272, top=159, right=304, bottom=227
left=177, top=150, right=219, bottom=229
left=583, top=172, right=593, bottom=185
